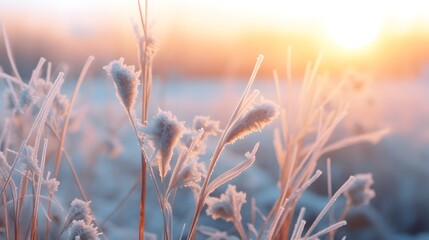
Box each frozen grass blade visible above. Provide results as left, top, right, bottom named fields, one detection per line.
left=53, top=55, right=94, bottom=178
left=0, top=71, right=26, bottom=87
left=321, top=128, right=390, bottom=155
left=29, top=57, right=46, bottom=85
left=188, top=55, right=264, bottom=240
left=290, top=207, right=306, bottom=240
left=0, top=73, right=63, bottom=199
left=265, top=206, right=285, bottom=240
left=293, top=220, right=306, bottom=240
left=30, top=138, right=48, bottom=240
left=1, top=25, right=23, bottom=82
left=205, top=143, right=258, bottom=199
left=327, top=158, right=335, bottom=240
left=46, top=61, right=52, bottom=83
left=136, top=0, right=157, bottom=237
left=46, top=55, right=94, bottom=238
left=308, top=220, right=347, bottom=240
left=304, top=176, right=356, bottom=238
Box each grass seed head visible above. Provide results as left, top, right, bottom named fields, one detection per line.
left=103, top=58, right=140, bottom=111
left=143, top=109, right=185, bottom=180
left=225, top=99, right=279, bottom=145
left=179, top=157, right=206, bottom=190
left=67, top=219, right=101, bottom=240
left=65, top=198, right=94, bottom=226
left=206, top=185, right=247, bottom=222
left=192, top=116, right=221, bottom=140
left=44, top=171, right=60, bottom=194
left=20, top=145, right=40, bottom=175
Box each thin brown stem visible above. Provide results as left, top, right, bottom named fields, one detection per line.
left=137, top=0, right=149, bottom=238
left=127, top=111, right=169, bottom=239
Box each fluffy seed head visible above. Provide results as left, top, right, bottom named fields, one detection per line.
left=344, top=173, right=375, bottom=206
left=225, top=99, right=279, bottom=145
left=67, top=220, right=101, bottom=240
left=103, top=58, right=140, bottom=111
left=143, top=109, right=185, bottom=180
left=180, top=130, right=207, bottom=156
left=179, top=157, right=206, bottom=190
left=20, top=145, right=40, bottom=175
left=193, top=116, right=221, bottom=140
left=65, top=198, right=94, bottom=226
left=206, top=185, right=247, bottom=222
left=44, top=171, right=60, bottom=194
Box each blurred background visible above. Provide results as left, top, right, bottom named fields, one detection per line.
left=1, top=0, right=429, bottom=81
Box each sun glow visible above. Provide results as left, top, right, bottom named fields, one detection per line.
left=322, top=0, right=383, bottom=49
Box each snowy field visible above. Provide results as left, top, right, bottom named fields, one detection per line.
left=1, top=75, right=427, bottom=239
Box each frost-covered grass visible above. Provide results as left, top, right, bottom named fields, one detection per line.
left=2, top=1, right=428, bottom=240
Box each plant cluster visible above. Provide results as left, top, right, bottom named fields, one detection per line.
left=0, top=1, right=389, bottom=239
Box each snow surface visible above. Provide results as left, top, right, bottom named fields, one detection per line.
left=2, top=77, right=429, bottom=239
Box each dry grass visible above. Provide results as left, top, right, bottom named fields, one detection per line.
left=0, top=1, right=389, bottom=240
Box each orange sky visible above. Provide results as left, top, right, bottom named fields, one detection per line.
left=1, top=0, right=429, bottom=80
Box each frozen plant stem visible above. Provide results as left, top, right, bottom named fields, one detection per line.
left=46, top=55, right=94, bottom=238
left=137, top=0, right=154, bottom=238
left=127, top=111, right=169, bottom=239
left=187, top=55, right=264, bottom=240
left=30, top=139, right=48, bottom=240
left=0, top=73, right=64, bottom=200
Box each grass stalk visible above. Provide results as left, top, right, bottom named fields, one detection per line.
left=188, top=55, right=264, bottom=239
left=30, top=139, right=48, bottom=240
left=137, top=0, right=152, bottom=238
left=45, top=56, right=94, bottom=238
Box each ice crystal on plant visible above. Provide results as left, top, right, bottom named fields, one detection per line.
left=225, top=99, right=279, bottom=144
left=67, top=219, right=101, bottom=240
left=206, top=185, right=246, bottom=222
left=344, top=173, right=375, bottom=206
left=143, top=109, right=185, bottom=180
left=103, top=58, right=140, bottom=111
left=179, top=157, right=206, bottom=190
left=65, top=198, right=94, bottom=226
left=20, top=145, right=39, bottom=175
left=193, top=116, right=221, bottom=140
left=44, top=171, right=60, bottom=194
left=181, top=116, right=221, bottom=156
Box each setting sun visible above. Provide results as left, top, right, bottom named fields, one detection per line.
left=322, top=0, right=383, bottom=49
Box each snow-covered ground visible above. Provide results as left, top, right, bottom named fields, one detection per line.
left=2, top=76, right=429, bottom=239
